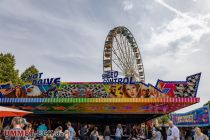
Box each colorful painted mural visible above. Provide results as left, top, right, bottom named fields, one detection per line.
left=171, top=105, right=210, bottom=127
left=0, top=73, right=201, bottom=98
left=156, top=73, right=201, bottom=97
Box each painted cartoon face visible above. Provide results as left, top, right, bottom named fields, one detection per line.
left=110, top=85, right=116, bottom=93
left=126, top=84, right=138, bottom=98
left=26, top=85, right=42, bottom=96
left=141, top=89, right=147, bottom=97
left=15, top=88, right=21, bottom=97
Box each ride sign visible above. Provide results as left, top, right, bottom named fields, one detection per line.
left=28, top=73, right=61, bottom=86
left=102, top=71, right=136, bottom=84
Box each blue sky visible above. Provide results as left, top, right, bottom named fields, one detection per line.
left=0, top=0, right=210, bottom=113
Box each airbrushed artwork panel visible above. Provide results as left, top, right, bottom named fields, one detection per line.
left=0, top=73, right=201, bottom=98
left=156, top=73, right=201, bottom=97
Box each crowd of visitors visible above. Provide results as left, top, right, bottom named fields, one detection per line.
left=0, top=117, right=209, bottom=140
left=0, top=117, right=145, bottom=140
left=178, top=127, right=209, bottom=140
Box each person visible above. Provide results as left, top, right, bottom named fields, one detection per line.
left=90, top=127, right=99, bottom=140
left=37, top=122, right=47, bottom=131
left=0, top=127, right=4, bottom=140
left=0, top=135, right=4, bottom=140
left=4, top=124, right=11, bottom=130
left=167, top=120, right=180, bottom=140
left=161, top=124, right=168, bottom=140
left=185, top=128, right=191, bottom=140
left=44, top=135, right=53, bottom=140
left=37, top=121, right=47, bottom=138
left=151, top=131, right=159, bottom=140
left=65, top=122, right=76, bottom=140
left=139, top=127, right=146, bottom=140
left=53, top=126, right=65, bottom=140
left=79, top=124, right=88, bottom=140
left=104, top=126, right=111, bottom=140
left=194, top=127, right=209, bottom=140
left=37, top=121, right=47, bottom=131
left=115, top=124, right=123, bottom=140
left=151, top=130, right=162, bottom=140
left=86, top=124, right=93, bottom=140
left=5, top=117, right=25, bottom=140
left=21, top=118, right=30, bottom=129
left=123, top=84, right=141, bottom=98
left=191, top=128, right=196, bottom=140
left=25, top=124, right=35, bottom=140
left=129, top=125, right=138, bottom=140
left=153, top=125, right=162, bottom=140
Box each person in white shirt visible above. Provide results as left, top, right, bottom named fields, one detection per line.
left=115, top=124, right=123, bottom=140
left=167, top=120, right=180, bottom=140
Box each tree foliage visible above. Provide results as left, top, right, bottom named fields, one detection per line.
left=20, top=65, right=39, bottom=83
left=158, top=114, right=170, bottom=124
left=0, top=53, right=21, bottom=85
left=0, top=53, right=39, bottom=85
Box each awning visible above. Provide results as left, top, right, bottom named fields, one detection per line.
left=0, top=98, right=199, bottom=114
left=0, top=106, right=33, bottom=117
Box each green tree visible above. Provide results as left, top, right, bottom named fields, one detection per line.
left=0, top=53, right=21, bottom=85
left=158, top=114, right=170, bottom=124
left=20, top=65, right=39, bottom=83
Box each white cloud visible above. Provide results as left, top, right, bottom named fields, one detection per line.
left=123, top=0, right=133, bottom=11
left=146, top=0, right=210, bottom=57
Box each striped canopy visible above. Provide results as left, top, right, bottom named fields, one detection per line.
left=0, top=106, right=33, bottom=117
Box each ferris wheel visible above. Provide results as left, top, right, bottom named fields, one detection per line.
left=103, top=26, right=145, bottom=82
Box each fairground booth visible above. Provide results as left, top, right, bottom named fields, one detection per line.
left=171, top=105, right=210, bottom=137
left=0, top=27, right=202, bottom=129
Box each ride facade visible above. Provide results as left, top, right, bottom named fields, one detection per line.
left=0, top=26, right=201, bottom=123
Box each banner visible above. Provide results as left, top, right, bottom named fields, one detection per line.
left=171, top=106, right=210, bottom=127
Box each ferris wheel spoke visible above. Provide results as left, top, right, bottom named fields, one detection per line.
left=117, top=71, right=125, bottom=76
left=112, top=59, right=125, bottom=74
left=124, top=37, right=133, bottom=70
left=112, top=46, right=129, bottom=70
left=113, top=44, right=127, bottom=68
left=121, top=35, right=131, bottom=68
left=120, top=34, right=131, bottom=68
left=118, top=34, right=132, bottom=75
left=125, top=37, right=133, bottom=69
left=113, top=41, right=125, bottom=65
left=119, top=34, right=128, bottom=60
left=112, top=53, right=125, bottom=70
left=114, top=36, right=130, bottom=69
left=114, top=40, right=127, bottom=67
left=123, top=35, right=131, bottom=65
left=119, top=36, right=130, bottom=68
